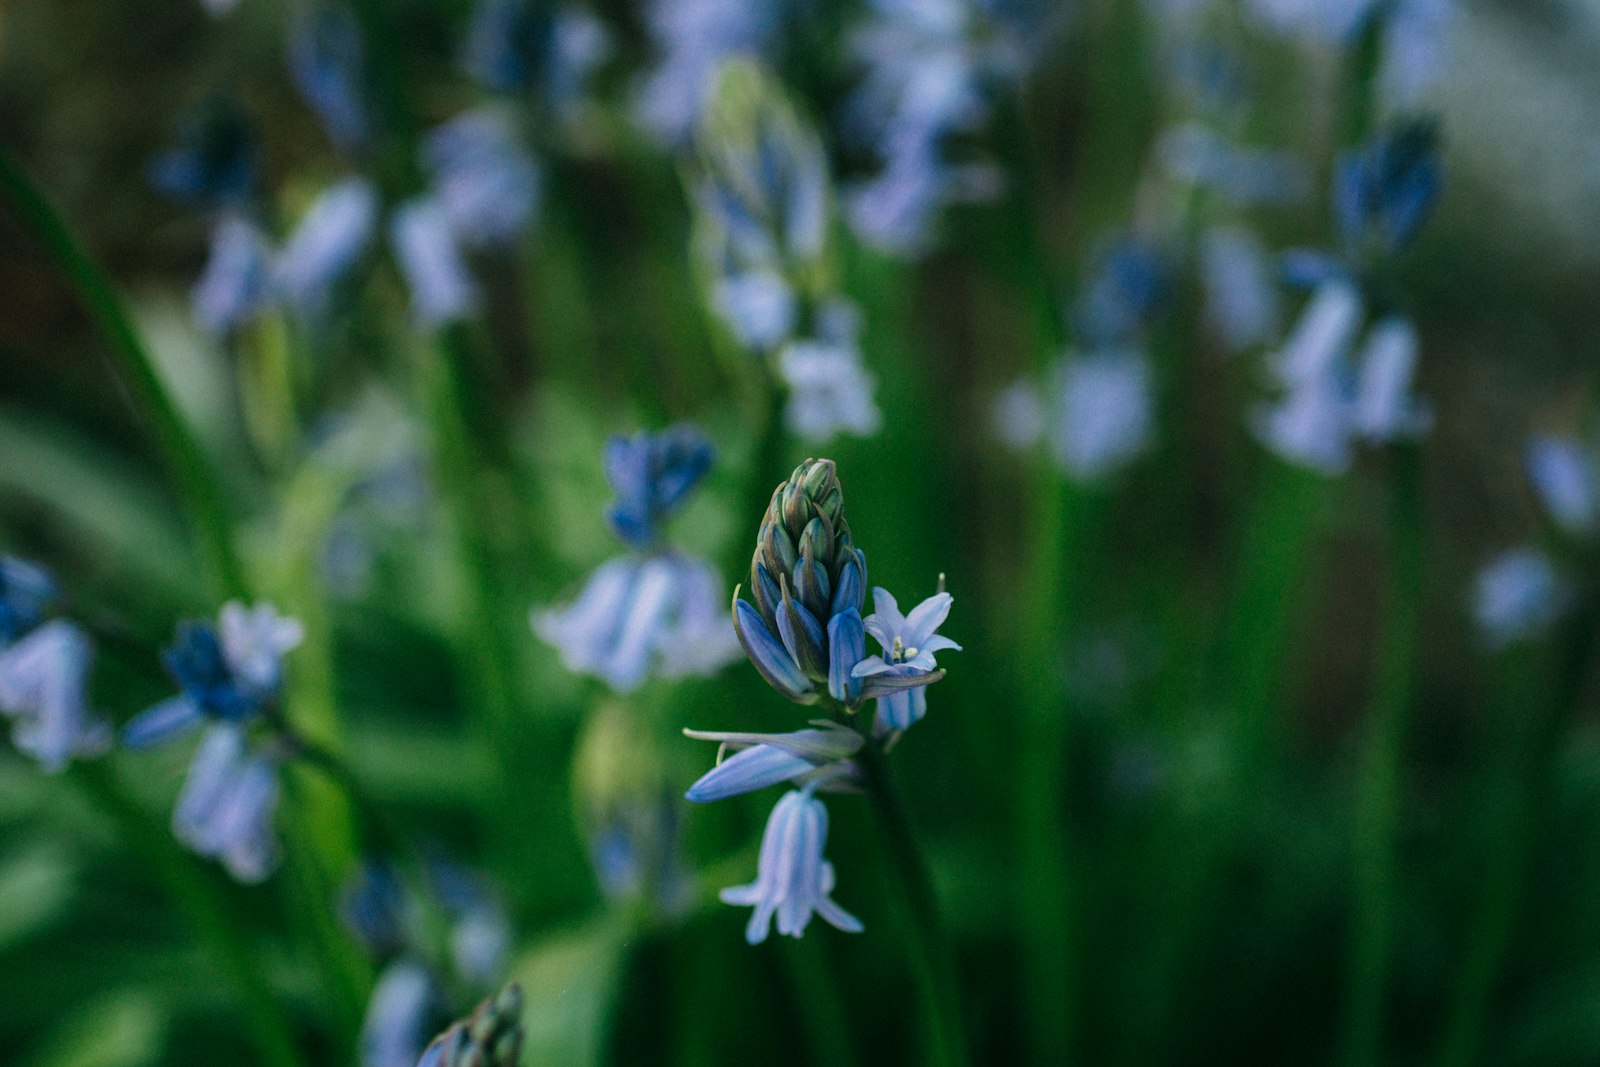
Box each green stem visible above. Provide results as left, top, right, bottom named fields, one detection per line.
left=0, top=146, right=245, bottom=600
left=857, top=741, right=972, bottom=1067
left=70, top=762, right=302, bottom=1067
left=1430, top=600, right=1600, bottom=1067
left=1338, top=443, right=1425, bottom=1067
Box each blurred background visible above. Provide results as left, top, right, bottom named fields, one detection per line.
left=5, top=0, right=1600, bottom=1064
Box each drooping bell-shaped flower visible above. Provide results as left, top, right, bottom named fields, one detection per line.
left=363, top=961, right=440, bottom=1067
left=390, top=197, right=479, bottom=326
left=422, top=110, right=541, bottom=249
left=719, top=789, right=863, bottom=944
left=275, top=177, right=380, bottom=320
left=193, top=215, right=275, bottom=334
left=1334, top=120, right=1442, bottom=262
left=0, top=556, right=58, bottom=646
left=0, top=620, right=110, bottom=773
left=1527, top=434, right=1598, bottom=536
left=288, top=4, right=370, bottom=154
left=1474, top=548, right=1568, bottom=649
left=683, top=722, right=863, bottom=802
left=173, top=724, right=283, bottom=883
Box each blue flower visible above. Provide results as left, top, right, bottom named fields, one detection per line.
left=534, top=553, right=740, bottom=692
left=1049, top=351, right=1153, bottom=482
left=463, top=0, right=610, bottom=108
left=341, top=860, right=410, bottom=954
left=1156, top=124, right=1309, bottom=208
left=288, top=5, right=370, bottom=154
left=1527, top=435, right=1597, bottom=536
left=124, top=601, right=304, bottom=748
left=362, top=961, right=440, bottom=1067
left=719, top=789, right=862, bottom=944
left=0, top=556, right=58, bottom=646
left=0, top=620, right=110, bottom=773
left=274, top=177, right=380, bottom=320
left=684, top=722, right=863, bottom=802
left=1076, top=238, right=1168, bottom=350
left=852, top=586, right=960, bottom=734
left=1334, top=121, right=1442, bottom=259
left=390, top=197, right=479, bottom=326
left=633, top=0, right=787, bottom=145
left=1200, top=226, right=1281, bottom=354
left=1475, top=548, right=1568, bottom=649
left=711, top=270, right=797, bottom=351
left=149, top=96, right=259, bottom=208
left=602, top=426, right=715, bottom=549
left=423, top=110, right=541, bottom=249
left=1349, top=318, right=1432, bottom=442
left=777, top=339, right=883, bottom=442
left=193, top=215, right=275, bottom=334
left=173, top=724, right=282, bottom=883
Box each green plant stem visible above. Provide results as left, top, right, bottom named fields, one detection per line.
left=1339, top=443, right=1425, bottom=1067
left=0, top=146, right=245, bottom=600
left=1430, top=600, right=1600, bottom=1067
left=70, top=762, right=302, bottom=1067
left=856, top=739, right=972, bottom=1067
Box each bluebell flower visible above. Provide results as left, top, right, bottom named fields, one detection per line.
left=1334, top=121, right=1442, bottom=260
left=173, top=724, right=282, bottom=883
left=0, top=620, right=110, bottom=773
left=464, top=0, right=610, bottom=108
left=777, top=340, right=884, bottom=442
left=711, top=270, right=796, bottom=351
left=1380, top=0, right=1455, bottom=109
left=1474, top=548, right=1568, bottom=649
left=719, top=789, right=862, bottom=944
left=274, top=177, right=380, bottom=320
left=1350, top=318, right=1432, bottom=442
left=288, top=5, right=370, bottom=154
left=362, top=961, right=440, bottom=1067
left=342, top=860, right=410, bottom=954
left=601, top=426, right=715, bottom=549
left=422, top=110, right=541, bottom=249
left=634, top=0, right=787, bottom=145
left=0, top=556, right=58, bottom=645
left=193, top=215, right=275, bottom=334
left=1050, top=351, right=1154, bottom=482
left=1526, top=434, right=1598, bottom=536
left=684, top=722, right=863, bottom=802
left=845, top=137, right=1002, bottom=256
left=390, top=198, right=479, bottom=326
left=534, top=553, right=740, bottom=692
left=123, top=601, right=304, bottom=748
left=1156, top=124, right=1309, bottom=208
left=852, top=586, right=961, bottom=734
left=149, top=97, right=259, bottom=208
left=1077, top=238, right=1168, bottom=350
left=1200, top=226, right=1281, bottom=354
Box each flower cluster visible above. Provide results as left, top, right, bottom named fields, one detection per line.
left=534, top=426, right=740, bottom=692
left=344, top=857, right=511, bottom=1067
left=1254, top=123, right=1441, bottom=474
left=841, top=0, right=1047, bottom=256
left=687, top=459, right=959, bottom=943
left=995, top=238, right=1164, bottom=483
left=634, top=0, right=789, bottom=145
left=123, top=601, right=304, bottom=882
left=694, top=60, right=882, bottom=441
left=0, top=558, right=110, bottom=773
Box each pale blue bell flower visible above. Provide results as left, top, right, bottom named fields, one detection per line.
left=288, top=5, right=370, bottom=154
left=777, top=340, right=883, bottom=442
left=173, top=724, right=282, bottom=883
left=362, top=961, right=439, bottom=1067
left=1381, top=0, right=1455, bottom=109
left=1475, top=548, right=1567, bottom=648
left=853, top=586, right=960, bottom=733
left=602, top=426, right=716, bottom=548
left=1200, top=226, right=1281, bottom=354
left=274, top=177, right=380, bottom=320
left=1526, top=435, right=1597, bottom=535
left=0, top=620, right=110, bottom=773
left=711, top=270, right=796, bottom=350
left=1350, top=317, right=1431, bottom=442
left=423, top=110, right=541, bottom=248
left=683, top=722, right=863, bottom=802
left=719, top=789, right=863, bottom=943
left=1050, top=350, right=1154, bottom=482
left=193, top=215, right=274, bottom=334
left=1254, top=374, right=1353, bottom=475
left=390, top=197, right=479, bottom=326
left=533, top=554, right=740, bottom=692
left=633, top=0, right=785, bottom=145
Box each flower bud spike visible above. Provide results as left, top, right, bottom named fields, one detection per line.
left=776, top=574, right=829, bottom=682
left=733, top=591, right=815, bottom=703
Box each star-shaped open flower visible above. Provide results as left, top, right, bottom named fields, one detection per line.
left=852, top=586, right=962, bottom=733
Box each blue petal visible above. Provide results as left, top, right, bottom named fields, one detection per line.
left=831, top=553, right=865, bottom=617
left=686, top=744, right=814, bottom=802
left=123, top=695, right=204, bottom=748
left=827, top=610, right=865, bottom=704
left=733, top=599, right=813, bottom=701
